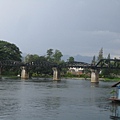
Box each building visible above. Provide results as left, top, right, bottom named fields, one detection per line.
left=68, top=67, right=84, bottom=75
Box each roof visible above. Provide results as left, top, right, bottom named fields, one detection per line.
left=111, top=81, right=120, bottom=87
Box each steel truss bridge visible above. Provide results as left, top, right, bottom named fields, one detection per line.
left=1, top=59, right=120, bottom=82
left=0, top=59, right=120, bottom=69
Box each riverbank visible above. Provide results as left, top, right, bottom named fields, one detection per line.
left=1, top=75, right=120, bottom=82
left=102, top=78, right=120, bottom=82
left=64, top=77, right=120, bottom=82
left=0, top=76, right=20, bottom=80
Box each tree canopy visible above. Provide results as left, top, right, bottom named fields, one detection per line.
left=53, top=49, right=63, bottom=63
left=0, top=40, right=22, bottom=61
left=24, top=54, right=45, bottom=63
left=97, top=48, right=103, bottom=61
left=46, top=49, right=63, bottom=63
left=67, top=56, right=74, bottom=62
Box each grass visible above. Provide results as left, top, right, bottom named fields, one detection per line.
left=1, top=75, right=20, bottom=79
left=102, top=77, right=120, bottom=82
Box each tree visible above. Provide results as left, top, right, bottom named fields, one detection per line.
left=53, top=49, right=63, bottom=63
left=107, top=53, right=111, bottom=59
left=24, top=54, right=52, bottom=77
left=91, top=55, right=96, bottom=65
left=46, top=49, right=54, bottom=62
left=24, top=54, right=41, bottom=63
left=0, top=40, right=22, bottom=61
left=68, top=56, right=74, bottom=62
left=0, top=40, right=22, bottom=76
left=47, top=49, right=53, bottom=57
left=46, top=49, right=63, bottom=63
left=97, top=48, right=103, bottom=61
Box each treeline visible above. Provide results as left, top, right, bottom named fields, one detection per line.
left=91, top=48, right=120, bottom=79
left=1, top=40, right=120, bottom=79
left=23, top=49, right=64, bottom=77
left=23, top=49, right=76, bottom=78
left=0, top=40, right=73, bottom=77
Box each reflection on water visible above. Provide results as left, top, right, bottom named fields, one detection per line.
left=42, top=96, right=61, bottom=110
left=110, top=103, right=120, bottom=120
left=0, top=79, right=118, bottom=120
left=91, top=82, right=99, bottom=87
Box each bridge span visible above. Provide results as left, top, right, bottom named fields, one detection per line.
left=0, top=59, right=120, bottom=83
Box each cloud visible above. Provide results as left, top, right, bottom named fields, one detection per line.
left=0, top=0, right=120, bottom=58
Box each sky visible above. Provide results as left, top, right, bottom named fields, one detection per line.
left=0, top=0, right=120, bottom=58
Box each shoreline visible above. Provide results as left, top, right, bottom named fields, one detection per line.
left=1, top=76, right=120, bottom=82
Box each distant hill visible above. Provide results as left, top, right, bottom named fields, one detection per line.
left=62, top=54, right=92, bottom=63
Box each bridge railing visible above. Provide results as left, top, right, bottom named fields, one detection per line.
left=95, top=59, right=120, bottom=69
left=1, top=58, right=120, bottom=69
left=0, top=60, right=23, bottom=66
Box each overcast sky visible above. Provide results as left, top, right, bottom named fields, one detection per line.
left=0, top=0, right=120, bottom=58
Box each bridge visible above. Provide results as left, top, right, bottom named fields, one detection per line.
left=0, top=59, right=120, bottom=82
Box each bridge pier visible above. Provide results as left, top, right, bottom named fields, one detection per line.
left=21, top=66, right=29, bottom=79
left=91, top=69, right=99, bottom=83
left=52, top=67, right=61, bottom=81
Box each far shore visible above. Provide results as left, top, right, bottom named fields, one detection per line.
left=0, top=75, right=120, bottom=82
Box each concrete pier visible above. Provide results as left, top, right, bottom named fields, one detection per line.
left=91, top=69, right=99, bottom=83
left=52, top=67, right=61, bottom=81
left=21, top=66, right=29, bottom=79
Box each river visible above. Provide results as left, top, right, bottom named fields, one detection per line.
left=0, top=78, right=119, bottom=120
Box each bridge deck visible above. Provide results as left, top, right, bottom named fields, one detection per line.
left=0, top=59, right=120, bottom=69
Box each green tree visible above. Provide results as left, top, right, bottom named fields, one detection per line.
left=101, top=53, right=111, bottom=77
left=53, top=49, right=63, bottom=63
left=0, top=40, right=22, bottom=76
left=24, top=54, right=41, bottom=63
left=0, top=40, right=22, bottom=61
left=47, top=49, right=53, bottom=57
left=68, top=56, right=74, bottom=62
left=46, top=49, right=54, bottom=62
left=46, top=49, right=63, bottom=63
left=91, top=55, right=96, bottom=65
left=97, top=48, right=103, bottom=61
left=24, top=54, right=52, bottom=77
left=107, top=53, right=111, bottom=59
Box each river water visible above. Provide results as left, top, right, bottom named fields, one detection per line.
left=0, top=78, right=119, bottom=120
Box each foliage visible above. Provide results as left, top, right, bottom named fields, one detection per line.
left=24, top=54, right=51, bottom=77
left=63, top=72, right=89, bottom=78
left=46, top=49, right=63, bottom=63
left=107, top=53, right=111, bottom=59
left=46, top=49, right=54, bottom=62
left=52, top=49, right=63, bottom=63
left=32, top=73, right=51, bottom=78
left=23, top=49, right=64, bottom=77
left=2, top=41, right=120, bottom=80
left=97, top=48, right=103, bottom=61
left=24, top=54, right=46, bottom=63
left=91, top=48, right=103, bottom=64
left=104, top=77, right=120, bottom=82
left=64, top=72, right=75, bottom=77
left=67, top=56, right=74, bottom=62
left=0, top=40, right=22, bottom=76
left=91, top=48, right=120, bottom=79
left=91, top=55, right=96, bottom=65
left=0, top=40, right=22, bottom=61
